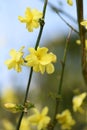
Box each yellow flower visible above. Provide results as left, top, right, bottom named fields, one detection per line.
left=56, top=109, right=75, bottom=130
left=18, top=8, right=43, bottom=32
left=20, top=117, right=31, bottom=130
left=81, top=20, right=87, bottom=29
left=5, top=46, right=24, bottom=72
left=25, top=47, right=57, bottom=74
left=72, top=92, right=87, bottom=113
left=28, top=107, right=51, bottom=130
left=67, top=0, right=73, bottom=6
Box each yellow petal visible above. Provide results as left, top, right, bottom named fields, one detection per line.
left=37, top=47, right=48, bottom=55
left=9, top=49, right=16, bottom=57
left=26, top=23, right=33, bottom=32
left=32, top=21, right=39, bottom=28
left=33, top=64, right=40, bottom=72
left=46, top=64, right=54, bottom=74
left=29, top=48, right=36, bottom=54
left=41, top=107, right=48, bottom=116
left=28, top=115, right=40, bottom=123
left=39, top=64, right=45, bottom=74
left=40, top=53, right=56, bottom=65
left=5, top=60, right=15, bottom=69
left=25, top=8, right=32, bottom=18
left=25, top=54, right=38, bottom=66
left=15, top=64, right=22, bottom=72
left=18, top=16, right=27, bottom=23
left=32, top=9, right=43, bottom=20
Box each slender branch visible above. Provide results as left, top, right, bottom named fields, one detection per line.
left=57, top=13, right=79, bottom=34
left=48, top=2, right=79, bottom=34
left=76, top=0, right=87, bottom=84
left=48, top=2, right=77, bottom=23
left=16, top=68, right=33, bottom=130
left=58, top=30, right=72, bottom=94
left=16, top=111, right=24, bottom=130
left=35, top=0, right=48, bottom=50
left=50, top=29, right=72, bottom=130
left=24, top=68, right=33, bottom=103
left=16, top=1, right=48, bottom=130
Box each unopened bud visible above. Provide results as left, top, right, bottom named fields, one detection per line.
left=4, top=103, right=23, bottom=113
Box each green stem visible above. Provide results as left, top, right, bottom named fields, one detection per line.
left=16, top=68, right=33, bottom=130
left=58, top=31, right=72, bottom=94
left=16, top=0, right=48, bottom=130
left=76, top=0, right=87, bottom=84
left=35, top=0, right=48, bottom=50
left=50, top=29, right=72, bottom=130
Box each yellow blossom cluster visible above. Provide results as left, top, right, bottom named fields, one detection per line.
left=3, top=91, right=87, bottom=130
left=5, top=7, right=57, bottom=74
left=4, top=6, right=57, bottom=129
left=55, top=92, right=87, bottom=130
left=5, top=47, right=57, bottom=74
left=25, top=47, right=57, bottom=74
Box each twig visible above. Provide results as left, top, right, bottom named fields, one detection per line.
left=50, top=29, right=72, bottom=130
left=48, top=2, right=79, bottom=34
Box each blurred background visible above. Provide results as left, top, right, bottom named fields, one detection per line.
left=0, top=0, right=87, bottom=130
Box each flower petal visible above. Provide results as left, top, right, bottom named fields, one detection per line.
left=46, top=63, right=55, bottom=74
